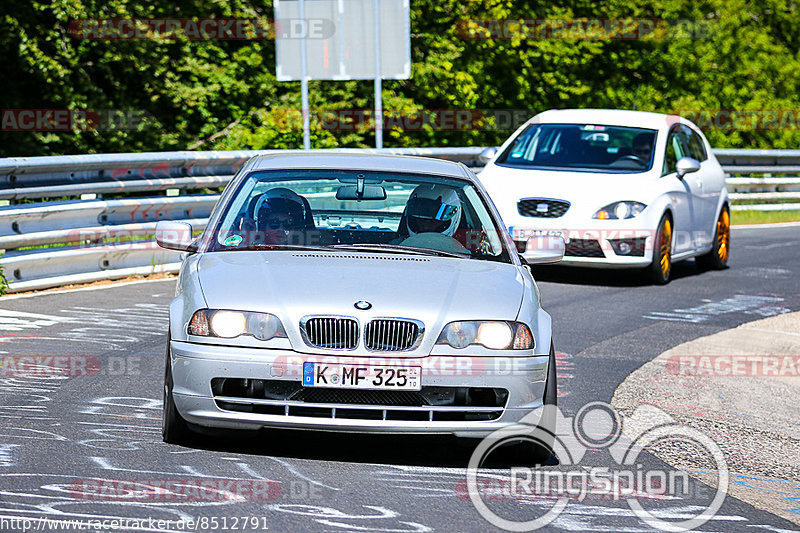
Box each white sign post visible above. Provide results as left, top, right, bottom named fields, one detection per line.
left=275, top=0, right=411, bottom=149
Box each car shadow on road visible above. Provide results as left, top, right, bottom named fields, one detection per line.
left=531, top=260, right=706, bottom=287
left=179, top=428, right=549, bottom=469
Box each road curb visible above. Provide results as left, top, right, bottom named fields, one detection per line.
left=611, top=311, right=800, bottom=525
left=732, top=221, right=800, bottom=229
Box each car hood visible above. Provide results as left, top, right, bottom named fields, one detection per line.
left=479, top=164, right=658, bottom=208
left=196, top=251, right=526, bottom=354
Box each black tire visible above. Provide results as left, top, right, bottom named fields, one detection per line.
left=648, top=214, right=673, bottom=285
left=696, top=206, right=730, bottom=270
left=507, top=342, right=558, bottom=466
left=162, top=331, right=190, bottom=444
left=543, top=341, right=557, bottom=407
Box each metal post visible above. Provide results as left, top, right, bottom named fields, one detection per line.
left=299, top=0, right=311, bottom=150
left=373, top=0, right=383, bottom=149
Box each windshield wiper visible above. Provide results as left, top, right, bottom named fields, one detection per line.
left=330, top=243, right=470, bottom=259
left=223, top=244, right=335, bottom=252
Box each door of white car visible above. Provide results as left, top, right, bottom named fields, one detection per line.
left=681, top=125, right=723, bottom=248
left=662, top=126, right=704, bottom=254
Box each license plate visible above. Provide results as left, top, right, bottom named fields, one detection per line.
left=509, top=227, right=565, bottom=242
left=302, top=363, right=421, bottom=391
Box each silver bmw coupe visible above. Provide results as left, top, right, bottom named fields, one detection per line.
left=155, top=153, right=563, bottom=457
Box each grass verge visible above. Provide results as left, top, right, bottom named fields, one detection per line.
left=732, top=209, right=800, bottom=225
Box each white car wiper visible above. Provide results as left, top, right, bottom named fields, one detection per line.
left=331, top=243, right=470, bottom=259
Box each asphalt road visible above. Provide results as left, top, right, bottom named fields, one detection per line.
left=0, top=225, right=798, bottom=532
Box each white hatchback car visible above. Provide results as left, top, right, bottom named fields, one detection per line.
left=478, top=109, right=731, bottom=283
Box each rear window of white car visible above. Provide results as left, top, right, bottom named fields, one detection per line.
left=496, top=123, right=658, bottom=173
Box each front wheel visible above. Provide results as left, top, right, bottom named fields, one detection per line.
left=508, top=342, right=558, bottom=465
left=163, top=332, right=190, bottom=444
left=648, top=214, right=673, bottom=285
left=696, top=206, right=730, bottom=270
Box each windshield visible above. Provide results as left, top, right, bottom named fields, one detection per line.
left=496, top=123, right=657, bottom=172
left=204, top=169, right=512, bottom=263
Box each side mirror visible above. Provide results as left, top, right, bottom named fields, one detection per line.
left=155, top=220, right=196, bottom=252
left=519, top=235, right=565, bottom=264
left=675, top=157, right=701, bottom=179
left=478, top=146, right=499, bottom=164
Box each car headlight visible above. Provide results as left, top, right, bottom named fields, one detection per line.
left=188, top=309, right=286, bottom=341
left=593, top=201, right=646, bottom=220
left=437, top=321, right=534, bottom=350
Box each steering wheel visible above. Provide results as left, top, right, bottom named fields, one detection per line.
left=613, top=154, right=646, bottom=166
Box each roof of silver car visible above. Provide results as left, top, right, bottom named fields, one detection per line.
left=248, top=151, right=471, bottom=177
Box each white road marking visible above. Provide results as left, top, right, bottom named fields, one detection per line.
left=644, top=294, right=788, bottom=323
left=0, top=310, right=74, bottom=331
left=241, top=459, right=340, bottom=491
left=0, top=444, right=19, bottom=467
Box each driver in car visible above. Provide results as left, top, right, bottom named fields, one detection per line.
left=231, top=188, right=309, bottom=246
left=398, top=184, right=470, bottom=254
left=632, top=133, right=654, bottom=162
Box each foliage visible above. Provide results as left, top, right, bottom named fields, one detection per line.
left=1, top=0, right=799, bottom=157
left=0, top=258, right=7, bottom=295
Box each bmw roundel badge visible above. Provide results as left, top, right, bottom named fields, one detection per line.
left=354, top=300, right=372, bottom=310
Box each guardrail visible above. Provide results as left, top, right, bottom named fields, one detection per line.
left=714, top=149, right=800, bottom=211
left=0, top=146, right=797, bottom=293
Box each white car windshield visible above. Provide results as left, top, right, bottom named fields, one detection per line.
left=496, top=123, right=658, bottom=172
left=205, top=169, right=512, bottom=263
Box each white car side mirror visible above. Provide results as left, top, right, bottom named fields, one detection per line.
left=478, top=146, right=499, bottom=164
left=520, top=235, right=565, bottom=264
left=155, top=220, right=196, bottom=252
left=676, top=156, right=701, bottom=179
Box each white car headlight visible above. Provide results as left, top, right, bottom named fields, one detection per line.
left=593, top=201, right=646, bottom=220
left=437, top=321, right=534, bottom=350
left=189, top=309, right=286, bottom=341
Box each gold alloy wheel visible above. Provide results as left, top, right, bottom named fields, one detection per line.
left=659, top=218, right=672, bottom=277
left=716, top=209, right=730, bottom=263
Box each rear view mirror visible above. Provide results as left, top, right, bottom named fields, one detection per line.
left=479, top=146, right=499, bottom=164
left=676, top=157, right=701, bottom=179
left=519, top=235, right=565, bottom=264
left=336, top=185, right=387, bottom=201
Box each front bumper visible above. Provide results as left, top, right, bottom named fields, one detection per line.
left=170, top=340, right=549, bottom=438
left=509, top=219, right=657, bottom=268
